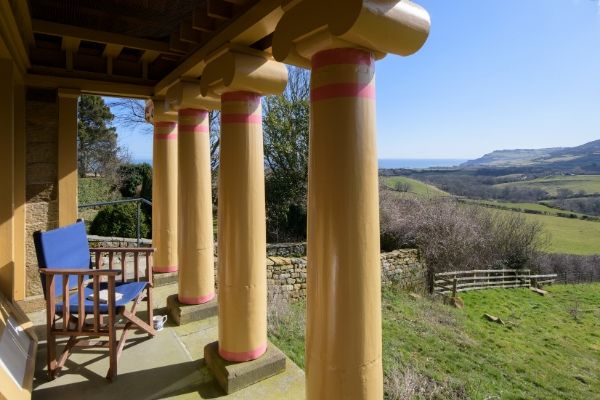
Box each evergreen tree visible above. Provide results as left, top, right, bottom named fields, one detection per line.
left=77, top=95, right=123, bottom=178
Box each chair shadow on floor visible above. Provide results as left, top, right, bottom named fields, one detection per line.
left=33, top=339, right=226, bottom=400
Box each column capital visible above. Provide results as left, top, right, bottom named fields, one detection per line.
left=57, top=88, right=81, bottom=99
left=146, top=97, right=178, bottom=123
left=200, top=46, right=288, bottom=97
left=166, top=81, right=220, bottom=112
left=272, top=0, right=430, bottom=66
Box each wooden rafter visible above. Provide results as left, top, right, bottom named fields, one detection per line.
left=32, top=19, right=180, bottom=55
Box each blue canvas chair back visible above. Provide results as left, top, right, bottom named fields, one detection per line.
left=34, top=220, right=91, bottom=299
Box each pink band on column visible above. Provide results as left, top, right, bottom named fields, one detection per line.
left=179, top=109, right=208, bottom=117
left=178, top=292, right=215, bottom=305
left=153, top=265, right=178, bottom=273
left=311, top=48, right=373, bottom=70
left=178, top=124, right=209, bottom=133
left=219, top=343, right=268, bottom=362
left=154, top=133, right=178, bottom=140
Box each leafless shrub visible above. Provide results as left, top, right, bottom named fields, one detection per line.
left=533, top=253, right=600, bottom=284
left=380, top=189, right=548, bottom=284
left=267, top=291, right=305, bottom=336
left=567, top=301, right=581, bottom=322
left=384, top=365, right=468, bottom=400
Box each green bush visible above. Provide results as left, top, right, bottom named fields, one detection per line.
left=78, top=177, right=118, bottom=205
left=90, top=203, right=150, bottom=239
left=118, top=163, right=152, bottom=199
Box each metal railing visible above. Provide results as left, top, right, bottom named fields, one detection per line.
left=78, top=198, right=152, bottom=247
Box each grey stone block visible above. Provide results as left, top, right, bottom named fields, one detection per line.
left=204, top=341, right=286, bottom=394
left=166, top=294, right=218, bottom=325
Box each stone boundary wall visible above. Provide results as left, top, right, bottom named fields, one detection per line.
left=86, top=237, right=425, bottom=298
left=87, top=236, right=306, bottom=257
left=267, top=249, right=426, bottom=299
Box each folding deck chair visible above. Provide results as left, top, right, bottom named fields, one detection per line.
left=34, top=220, right=156, bottom=381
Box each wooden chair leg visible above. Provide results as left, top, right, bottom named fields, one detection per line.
left=46, top=333, right=57, bottom=379
left=54, top=337, right=77, bottom=376
left=146, top=287, right=153, bottom=338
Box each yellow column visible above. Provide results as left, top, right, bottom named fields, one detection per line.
left=13, top=82, right=26, bottom=301
left=0, top=58, right=15, bottom=298
left=200, top=48, right=287, bottom=362
left=177, top=108, right=215, bottom=304
left=152, top=110, right=178, bottom=273
left=57, top=89, right=80, bottom=226
left=272, top=1, right=430, bottom=397
left=307, top=48, right=382, bottom=399
left=217, top=91, right=267, bottom=361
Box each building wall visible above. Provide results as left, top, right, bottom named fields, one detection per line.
left=25, top=88, right=58, bottom=297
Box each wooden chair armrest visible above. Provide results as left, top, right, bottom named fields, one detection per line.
left=39, top=268, right=122, bottom=276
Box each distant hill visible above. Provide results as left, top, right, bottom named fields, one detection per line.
left=462, top=139, right=600, bottom=170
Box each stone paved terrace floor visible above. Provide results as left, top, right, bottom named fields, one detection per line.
left=28, top=283, right=305, bottom=400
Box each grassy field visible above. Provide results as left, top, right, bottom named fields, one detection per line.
left=269, top=284, right=600, bottom=399
left=381, top=176, right=449, bottom=198
left=494, top=175, right=600, bottom=196
left=465, top=199, right=590, bottom=219
left=490, top=209, right=600, bottom=255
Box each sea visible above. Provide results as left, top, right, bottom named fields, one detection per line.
left=134, top=158, right=469, bottom=170
left=378, top=159, right=468, bottom=169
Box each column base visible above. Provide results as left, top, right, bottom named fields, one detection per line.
left=166, top=294, right=218, bottom=325
left=204, top=341, right=286, bottom=394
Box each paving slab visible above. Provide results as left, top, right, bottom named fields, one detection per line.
left=29, top=282, right=305, bottom=400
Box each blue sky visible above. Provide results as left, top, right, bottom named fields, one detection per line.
left=113, top=0, right=600, bottom=160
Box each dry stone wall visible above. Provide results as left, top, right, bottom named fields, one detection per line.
left=266, top=249, right=426, bottom=299
left=69, top=236, right=425, bottom=300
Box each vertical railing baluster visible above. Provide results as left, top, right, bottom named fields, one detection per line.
left=62, top=275, right=70, bottom=331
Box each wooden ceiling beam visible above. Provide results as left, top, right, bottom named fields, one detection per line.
left=154, top=0, right=282, bottom=96
left=193, top=5, right=216, bottom=32
left=207, top=0, right=233, bottom=20
left=180, top=20, right=206, bottom=45
left=170, top=34, right=191, bottom=53
left=32, top=19, right=178, bottom=55
left=26, top=70, right=154, bottom=98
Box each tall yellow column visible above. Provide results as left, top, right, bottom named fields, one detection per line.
left=177, top=108, right=215, bottom=304
left=58, top=89, right=80, bottom=226
left=200, top=48, right=287, bottom=362
left=217, top=91, right=267, bottom=361
left=0, top=58, right=15, bottom=298
left=152, top=103, right=178, bottom=273
left=13, top=82, right=26, bottom=301
left=307, top=47, right=382, bottom=399
left=272, top=1, right=430, bottom=398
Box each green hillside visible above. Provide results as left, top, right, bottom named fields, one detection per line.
left=494, top=175, right=600, bottom=196
left=270, top=284, right=600, bottom=399
left=492, top=209, right=600, bottom=255
left=381, top=176, right=448, bottom=198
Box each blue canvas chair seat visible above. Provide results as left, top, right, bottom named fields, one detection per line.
left=55, top=281, right=148, bottom=315
left=34, top=221, right=156, bottom=381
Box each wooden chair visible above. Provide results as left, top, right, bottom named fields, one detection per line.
left=34, top=221, right=156, bottom=381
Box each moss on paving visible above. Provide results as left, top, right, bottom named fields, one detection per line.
left=270, top=284, right=600, bottom=399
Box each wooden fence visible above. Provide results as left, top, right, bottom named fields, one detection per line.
left=434, top=269, right=557, bottom=296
